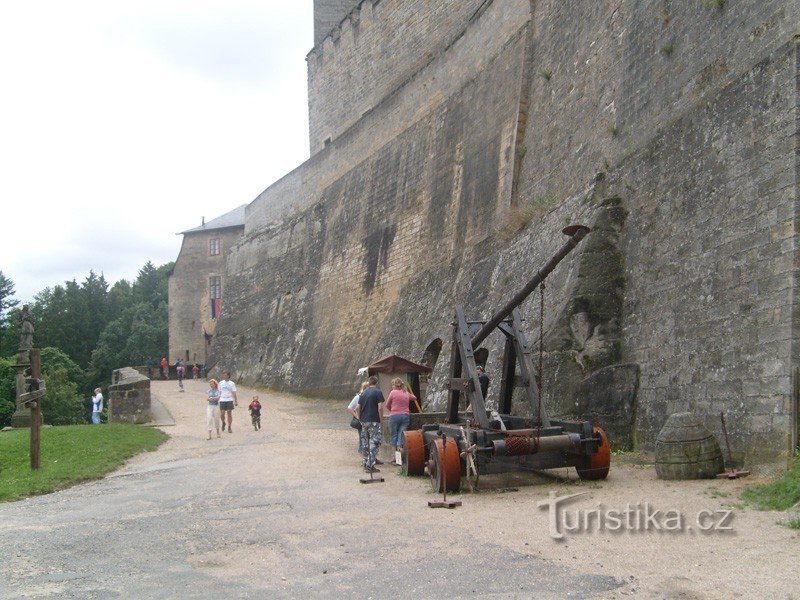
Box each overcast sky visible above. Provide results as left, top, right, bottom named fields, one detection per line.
left=0, top=1, right=313, bottom=303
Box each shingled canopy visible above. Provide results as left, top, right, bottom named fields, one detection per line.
left=363, top=355, right=431, bottom=411
left=366, top=355, right=432, bottom=376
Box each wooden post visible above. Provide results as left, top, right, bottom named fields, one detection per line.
left=29, top=348, right=41, bottom=471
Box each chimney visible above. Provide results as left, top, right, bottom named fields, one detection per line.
left=202, top=216, right=205, bottom=226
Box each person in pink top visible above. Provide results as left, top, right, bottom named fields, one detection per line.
left=385, top=378, right=416, bottom=458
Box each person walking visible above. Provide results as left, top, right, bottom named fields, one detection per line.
left=218, top=370, right=238, bottom=433
left=160, top=357, right=168, bottom=379
left=356, top=376, right=385, bottom=473
left=385, top=378, right=416, bottom=464
left=206, top=379, right=222, bottom=439
left=192, top=364, right=200, bottom=379
left=347, top=381, right=369, bottom=454
left=91, top=388, right=103, bottom=424
left=176, top=360, right=185, bottom=392
left=248, top=396, right=262, bottom=431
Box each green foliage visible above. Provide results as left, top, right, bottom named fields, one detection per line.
left=0, top=271, right=19, bottom=357
left=39, top=347, right=90, bottom=425
left=0, top=357, right=15, bottom=428
left=89, top=300, right=168, bottom=383
left=41, top=347, right=89, bottom=393
left=40, top=368, right=88, bottom=426
left=0, top=261, right=173, bottom=426
left=1, top=307, right=20, bottom=359
left=741, top=456, right=800, bottom=511
left=132, top=261, right=171, bottom=308
left=0, top=424, right=168, bottom=502
left=31, top=272, right=109, bottom=368
left=107, top=279, right=133, bottom=316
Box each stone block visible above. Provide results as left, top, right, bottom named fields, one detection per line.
left=109, top=367, right=152, bottom=425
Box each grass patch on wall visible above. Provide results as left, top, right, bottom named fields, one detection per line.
left=500, top=195, right=557, bottom=241
left=0, top=425, right=168, bottom=502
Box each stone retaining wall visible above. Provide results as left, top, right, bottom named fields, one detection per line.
left=109, top=367, right=152, bottom=425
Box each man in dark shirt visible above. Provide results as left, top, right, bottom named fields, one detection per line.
left=357, top=376, right=385, bottom=473
left=477, top=366, right=490, bottom=399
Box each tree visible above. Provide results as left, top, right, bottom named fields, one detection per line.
left=0, top=271, right=19, bottom=356
left=108, top=279, right=133, bottom=317
left=30, top=272, right=110, bottom=369
left=39, top=347, right=89, bottom=425
left=132, top=261, right=162, bottom=308
left=1, top=306, right=21, bottom=359
left=88, top=300, right=168, bottom=383
left=40, top=346, right=89, bottom=395
left=41, top=368, right=87, bottom=426
left=0, top=356, right=15, bottom=428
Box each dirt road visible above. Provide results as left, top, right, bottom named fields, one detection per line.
left=0, top=380, right=797, bottom=598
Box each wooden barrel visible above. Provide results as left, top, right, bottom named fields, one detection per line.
left=655, top=412, right=724, bottom=480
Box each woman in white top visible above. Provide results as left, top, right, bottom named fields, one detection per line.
left=91, top=388, right=103, bottom=424
left=206, top=379, right=222, bottom=439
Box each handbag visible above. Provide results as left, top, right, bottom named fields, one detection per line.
left=350, top=417, right=362, bottom=429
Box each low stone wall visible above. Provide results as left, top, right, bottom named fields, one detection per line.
left=109, top=367, right=152, bottom=424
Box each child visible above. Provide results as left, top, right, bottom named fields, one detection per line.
left=248, top=396, right=262, bottom=431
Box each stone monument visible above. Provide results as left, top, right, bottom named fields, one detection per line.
left=11, top=306, right=35, bottom=428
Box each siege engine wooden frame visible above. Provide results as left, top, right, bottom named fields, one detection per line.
left=402, top=225, right=611, bottom=492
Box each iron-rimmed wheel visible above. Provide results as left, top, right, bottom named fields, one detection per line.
left=576, top=427, right=611, bottom=481
left=429, top=438, right=461, bottom=493
left=402, top=430, right=425, bottom=476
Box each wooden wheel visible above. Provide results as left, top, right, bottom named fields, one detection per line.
left=576, top=427, right=611, bottom=481
left=402, top=430, right=425, bottom=476
left=429, top=438, right=461, bottom=493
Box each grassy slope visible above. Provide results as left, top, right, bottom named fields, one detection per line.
left=741, top=456, right=800, bottom=511
left=0, top=425, right=168, bottom=502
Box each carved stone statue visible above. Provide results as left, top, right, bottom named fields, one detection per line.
left=19, top=305, right=34, bottom=352
left=11, top=305, right=35, bottom=428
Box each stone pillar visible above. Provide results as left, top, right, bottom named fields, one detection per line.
left=108, top=367, right=152, bottom=424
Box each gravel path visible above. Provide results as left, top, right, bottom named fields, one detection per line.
left=0, top=380, right=797, bottom=599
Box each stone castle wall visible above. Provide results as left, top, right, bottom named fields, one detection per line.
left=211, top=0, right=799, bottom=464
left=313, top=0, right=359, bottom=47
left=307, top=0, right=507, bottom=153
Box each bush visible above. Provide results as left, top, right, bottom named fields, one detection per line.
left=41, top=368, right=88, bottom=426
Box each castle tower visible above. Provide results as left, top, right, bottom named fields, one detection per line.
left=313, top=0, right=359, bottom=46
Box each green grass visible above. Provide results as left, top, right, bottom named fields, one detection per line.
left=741, top=456, right=800, bottom=511
left=777, top=517, right=800, bottom=530
left=0, top=425, right=168, bottom=502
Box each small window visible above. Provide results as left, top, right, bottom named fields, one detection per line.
left=210, top=276, right=221, bottom=318
left=210, top=238, right=220, bottom=256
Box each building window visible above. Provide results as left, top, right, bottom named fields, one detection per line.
left=210, top=276, right=221, bottom=318
left=210, top=238, right=220, bottom=256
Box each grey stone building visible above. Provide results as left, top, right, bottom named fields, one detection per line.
left=168, top=205, right=245, bottom=368
left=201, top=0, right=798, bottom=466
